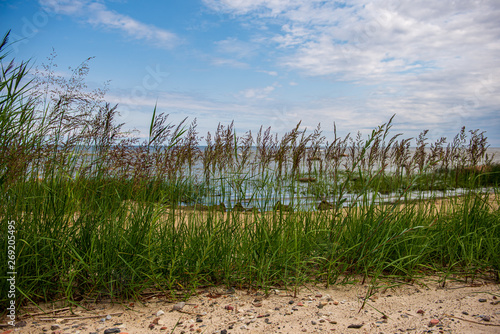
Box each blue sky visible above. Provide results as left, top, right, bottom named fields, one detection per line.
left=1, top=0, right=499, bottom=145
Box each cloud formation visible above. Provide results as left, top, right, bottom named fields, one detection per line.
left=39, top=0, right=180, bottom=49
left=204, top=0, right=500, bottom=141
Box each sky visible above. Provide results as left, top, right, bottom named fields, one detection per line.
left=1, top=0, right=499, bottom=146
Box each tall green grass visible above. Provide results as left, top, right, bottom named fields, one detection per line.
left=1, top=31, right=499, bottom=310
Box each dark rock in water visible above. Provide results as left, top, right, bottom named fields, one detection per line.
left=317, top=200, right=334, bottom=211
left=212, top=202, right=226, bottom=212
left=274, top=201, right=293, bottom=212
left=233, top=202, right=246, bottom=211
left=233, top=202, right=253, bottom=212
left=298, top=177, right=316, bottom=183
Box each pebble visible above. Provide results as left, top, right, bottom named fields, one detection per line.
left=106, top=315, right=112, bottom=320
left=172, top=302, right=186, bottom=311
left=480, top=315, right=491, bottom=322
left=318, top=302, right=328, bottom=309
left=220, top=330, right=228, bottom=334
left=333, top=301, right=339, bottom=305
left=479, top=298, right=487, bottom=303
left=417, top=309, right=425, bottom=315
left=157, top=310, right=165, bottom=316
left=103, top=329, right=121, bottom=334
left=429, top=319, right=440, bottom=326
left=240, top=325, right=247, bottom=330
left=347, top=324, right=363, bottom=328
left=311, top=320, right=317, bottom=325
left=50, top=325, right=60, bottom=330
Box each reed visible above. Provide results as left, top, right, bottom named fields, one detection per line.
left=1, top=31, right=499, bottom=310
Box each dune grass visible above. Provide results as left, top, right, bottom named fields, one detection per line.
left=1, top=31, right=499, bottom=310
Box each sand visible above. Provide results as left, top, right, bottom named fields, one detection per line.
left=6, top=276, right=500, bottom=334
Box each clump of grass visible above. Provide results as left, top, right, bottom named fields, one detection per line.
left=1, top=30, right=499, bottom=311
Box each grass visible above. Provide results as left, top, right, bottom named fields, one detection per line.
left=1, top=30, right=499, bottom=311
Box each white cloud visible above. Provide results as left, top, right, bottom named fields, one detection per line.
left=39, top=0, right=180, bottom=49
left=214, top=37, right=258, bottom=59
left=258, top=70, right=278, bottom=76
left=210, top=57, right=249, bottom=68
left=238, top=85, right=276, bottom=100
left=204, top=0, right=500, bottom=143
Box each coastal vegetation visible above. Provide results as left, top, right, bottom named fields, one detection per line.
left=1, top=31, right=499, bottom=309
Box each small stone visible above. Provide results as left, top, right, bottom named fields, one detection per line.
left=333, top=301, right=339, bottom=305
left=225, top=305, right=234, bottom=311
left=297, top=302, right=304, bottom=307
left=315, top=294, right=322, bottom=298
left=148, top=324, right=155, bottom=330
left=221, top=330, right=228, bottom=334
left=289, top=300, right=294, bottom=304
left=103, top=329, right=121, bottom=334
left=311, top=320, right=317, bottom=325
left=462, top=311, right=469, bottom=315
left=240, top=325, right=247, bottom=330
left=479, top=298, right=487, bottom=303
left=106, top=315, right=112, bottom=320
left=481, top=315, right=491, bottom=322
left=347, top=324, right=363, bottom=329
left=160, top=327, right=168, bottom=331
left=157, top=310, right=165, bottom=317
left=196, top=318, right=203, bottom=323
left=50, top=325, right=60, bottom=331
left=172, top=302, right=186, bottom=311
left=318, top=302, right=328, bottom=309
left=429, top=319, right=440, bottom=326
left=417, top=309, right=425, bottom=315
